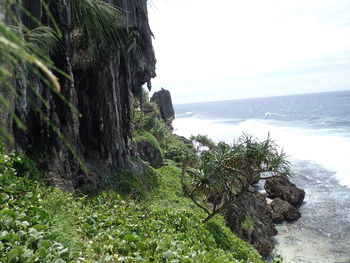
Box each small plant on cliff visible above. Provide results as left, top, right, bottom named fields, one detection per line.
left=241, top=217, right=254, bottom=232
left=183, top=133, right=290, bottom=222
left=72, top=0, right=126, bottom=58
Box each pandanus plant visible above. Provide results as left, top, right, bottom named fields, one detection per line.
left=183, top=133, right=290, bottom=222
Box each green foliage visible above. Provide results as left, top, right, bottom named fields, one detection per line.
left=184, top=134, right=290, bottom=222
left=164, top=140, right=196, bottom=164
left=0, top=145, right=264, bottom=263
left=1, top=3, right=87, bottom=172
left=271, top=255, right=284, bottom=263
left=72, top=0, right=126, bottom=58
left=80, top=167, right=159, bottom=200
left=24, top=26, right=61, bottom=56
left=241, top=217, right=254, bottom=231
left=0, top=143, right=79, bottom=262
left=133, top=130, right=160, bottom=152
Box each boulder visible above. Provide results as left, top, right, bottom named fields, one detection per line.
left=265, top=175, right=305, bottom=206
left=224, top=187, right=277, bottom=257
left=135, top=140, right=163, bottom=168
left=271, top=209, right=285, bottom=224
left=150, top=88, right=175, bottom=120
left=270, top=198, right=301, bottom=221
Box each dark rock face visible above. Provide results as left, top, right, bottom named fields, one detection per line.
left=150, top=88, right=175, bottom=120
left=270, top=198, right=301, bottom=221
left=135, top=140, right=162, bottom=168
left=224, top=188, right=277, bottom=257
left=265, top=175, right=305, bottom=206
left=3, top=0, right=156, bottom=190
left=271, top=209, right=285, bottom=224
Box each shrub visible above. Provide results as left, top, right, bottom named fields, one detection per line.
left=133, top=130, right=160, bottom=152
left=183, top=133, right=290, bottom=222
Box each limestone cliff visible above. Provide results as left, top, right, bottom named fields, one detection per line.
left=2, top=0, right=156, bottom=190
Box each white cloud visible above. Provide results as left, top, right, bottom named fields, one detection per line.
left=148, top=0, right=350, bottom=103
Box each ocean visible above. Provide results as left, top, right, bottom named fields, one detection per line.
left=173, top=90, right=350, bottom=263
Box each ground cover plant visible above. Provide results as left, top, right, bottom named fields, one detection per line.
left=0, top=140, right=265, bottom=263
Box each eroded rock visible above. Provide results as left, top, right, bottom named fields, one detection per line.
left=135, top=140, right=163, bottom=168
left=270, top=198, right=301, bottom=221
left=224, top=187, right=277, bottom=257
left=150, top=88, right=175, bottom=121
left=265, top=175, right=305, bottom=206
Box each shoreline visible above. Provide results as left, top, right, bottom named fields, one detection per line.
left=273, top=160, right=350, bottom=263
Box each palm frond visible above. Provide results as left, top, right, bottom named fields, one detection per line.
left=25, top=26, right=61, bottom=56
left=72, top=0, right=127, bottom=58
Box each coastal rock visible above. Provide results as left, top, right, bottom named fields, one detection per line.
left=2, top=0, right=156, bottom=189
left=224, top=187, right=277, bottom=257
left=270, top=198, right=301, bottom=221
left=265, top=175, right=305, bottom=206
left=150, top=88, right=175, bottom=121
left=135, top=140, right=163, bottom=168
left=271, top=210, right=285, bottom=224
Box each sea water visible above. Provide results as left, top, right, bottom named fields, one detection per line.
left=173, top=90, right=350, bottom=263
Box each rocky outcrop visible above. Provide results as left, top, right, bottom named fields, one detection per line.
left=2, top=0, right=156, bottom=190
left=135, top=140, right=162, bottom=168
left=224, top=187, right=277, bottom=257
left=150, top=88, right=175, bottom=121
left=224, top=175, right=305, bottom=257
left=265, top=175, right=305, bottom=206
left=270, top=198, right=301, bottom=221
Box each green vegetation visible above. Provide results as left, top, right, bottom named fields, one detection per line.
left=241, top=217, right=254, bottom=232
left=133, top=90, right=195, bottom=166
left=133, top=131, right=160, bottom=153
left=0, top=141, right=263, bottom=262
left=1, top=2, right=287, bottom=262
left=71, top=0, right=126, bottom=58
left=182, top=134, right=290, bottom=222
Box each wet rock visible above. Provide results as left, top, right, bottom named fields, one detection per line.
left=135, top=140, right=163, bottom=168
left=271, top=209, right=285, bottom=224
left=224, top=187, right=277, bottom=257
left=270, top=198, right=301, bottom=221
left=150, top=88, right=175, bottom=121
left=265, top=175, right=305, bottom=206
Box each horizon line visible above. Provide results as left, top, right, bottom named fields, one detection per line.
left=173, top=89, right=350, bottom=106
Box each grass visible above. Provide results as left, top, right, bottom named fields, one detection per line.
left=133, top=131, right=161, bottom=152
left=0, top=143, right=263, bottom=263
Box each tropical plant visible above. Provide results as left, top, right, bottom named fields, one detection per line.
left=24, top=26, right=61, bottom=56
left=241, top=217, right=254, bottom=232
left=184, top=133, right=290, bottom=222
left=0, top=21, right=61, bottom=142
left=71, top=0, right=126, bottom=58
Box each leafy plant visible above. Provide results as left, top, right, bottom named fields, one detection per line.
left=241, top=217, right=254, bottom=232
left=0, top=144, right=264, bottom=263
left=71, top=0, right=126, bottom=58
left=24, top=26, right=61, bottom=56
left=184, top=133, right=290, bottom=222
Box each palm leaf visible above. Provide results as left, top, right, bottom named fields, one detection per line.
left=72, top=0, right=127, bottom=58
left=25, top=26, right=61, bottom=56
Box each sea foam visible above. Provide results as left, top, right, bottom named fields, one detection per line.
left=173, top=117, right=350, bottom=187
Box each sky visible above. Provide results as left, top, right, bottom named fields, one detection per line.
left=147, top=0, right=350, bottom=104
